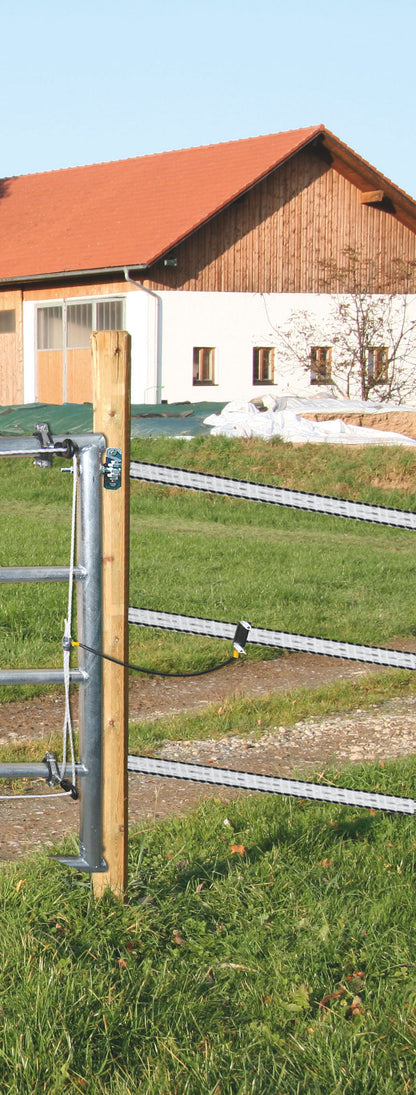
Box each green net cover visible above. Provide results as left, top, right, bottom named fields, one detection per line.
left=0, top=402, right=226, bottom=438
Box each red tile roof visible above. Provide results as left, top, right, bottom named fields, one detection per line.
left=0, top=126, right=414, bottom=282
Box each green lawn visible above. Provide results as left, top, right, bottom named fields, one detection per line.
left=0, top=757, right=415, bottom=1093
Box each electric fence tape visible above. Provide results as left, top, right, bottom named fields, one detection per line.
left=130, top=461, right=416, bottom=531
left=128, top=607, right=416, bottom=671
left=129, top=461, right=416, bottom=671
left=127, top=755, right=416, bottom=815
left=127, top=460, right=416, bottom=814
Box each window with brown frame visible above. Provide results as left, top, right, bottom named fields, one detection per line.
left=253, top=347, right=275, bottom=384
left=310, top=346, right=332, bottom=384
left=193, top=347, right=215, bottom=384
left=367, top=347, right=389, bottom=384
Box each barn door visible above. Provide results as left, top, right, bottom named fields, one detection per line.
left=37, top=306, right=64, bottom=403
left=36, top=299, right=124, bottom=404
left=66, top=303, right=93, bottom=403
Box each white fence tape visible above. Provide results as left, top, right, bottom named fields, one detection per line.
left=129, top=461, right=416, bottom=669
left=130, top=461, right=416, bottom=530
left=128, top=607, right=416, bottom=671
left=128, top=462, right=416, bottom=815
left=127, top=755, right=416, bottom=814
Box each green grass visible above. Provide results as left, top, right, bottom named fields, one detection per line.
left=129, top=500, right=416, bottom=645
left=129, top=435, right=416, bottom=509
left=0, top=756, right=416, bottom=1092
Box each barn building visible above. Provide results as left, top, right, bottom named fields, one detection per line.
left=0, top=124, right=415, bottom=407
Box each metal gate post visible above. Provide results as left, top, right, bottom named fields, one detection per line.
left=55, top=438, right=106, bottom=872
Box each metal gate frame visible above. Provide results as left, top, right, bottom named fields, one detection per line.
left=0, top=430, right=106, bottom=873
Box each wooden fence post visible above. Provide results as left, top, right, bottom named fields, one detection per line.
left=91, top=330, right=131, bottom=897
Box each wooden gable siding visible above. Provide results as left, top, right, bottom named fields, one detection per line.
left=144, top=148, right=416, bottom=294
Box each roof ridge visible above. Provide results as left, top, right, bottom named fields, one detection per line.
left=0, top=125, right=324, bottom=184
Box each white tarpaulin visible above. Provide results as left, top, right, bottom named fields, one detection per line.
left=204, top=400, right=416, bottom=445
left=275, top=395, right=416, bottom=415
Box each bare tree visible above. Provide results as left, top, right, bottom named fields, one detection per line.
left=264, top=249, right=416, bottom=403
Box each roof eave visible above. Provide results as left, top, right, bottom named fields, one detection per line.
left=0, top=263, right=149, bottom=287
left=321, top=130, right=416, bottom=232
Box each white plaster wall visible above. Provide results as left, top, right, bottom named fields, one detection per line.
left=155, top=291, right=337, bottom=404
left=147, top=290, right=416, bottom=406
left=125, top=289, right=158, bottom=404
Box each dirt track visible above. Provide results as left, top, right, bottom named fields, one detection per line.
left=0, top=650, right=415, bottom=863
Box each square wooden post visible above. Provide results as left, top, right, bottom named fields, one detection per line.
left=91, top=330, right=131, bottom=897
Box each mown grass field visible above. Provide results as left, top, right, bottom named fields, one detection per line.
left=0, top=436, right=416, bottom=1092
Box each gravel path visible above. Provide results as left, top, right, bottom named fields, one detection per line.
left=0, top=652, right=415, bottom=863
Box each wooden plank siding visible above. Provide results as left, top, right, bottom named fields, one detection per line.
left=37, top=350, right=63, bottom=404
left=143, top=149, right=416, bottom=295
left=23, top=279, right=129, bottom=304
left=0, top=290, right=23, bottom=406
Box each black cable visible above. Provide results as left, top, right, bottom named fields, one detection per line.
left=72, top=640, right=237, bottom=677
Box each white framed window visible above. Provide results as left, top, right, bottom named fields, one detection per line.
left=37, top=297, right=125, bottom=350
left=193, top=347, right=215, bottom=385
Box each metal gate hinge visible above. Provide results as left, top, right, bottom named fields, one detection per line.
left=33, top=423, right=54, bottom=468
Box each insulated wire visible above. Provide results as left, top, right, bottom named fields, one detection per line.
left=72, top=640, right=237, bottom=676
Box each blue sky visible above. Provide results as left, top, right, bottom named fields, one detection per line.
left=2, top=0, right=416, bottom=198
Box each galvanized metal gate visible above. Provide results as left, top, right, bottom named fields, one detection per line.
left=0, top=429, right=106, bottom=873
